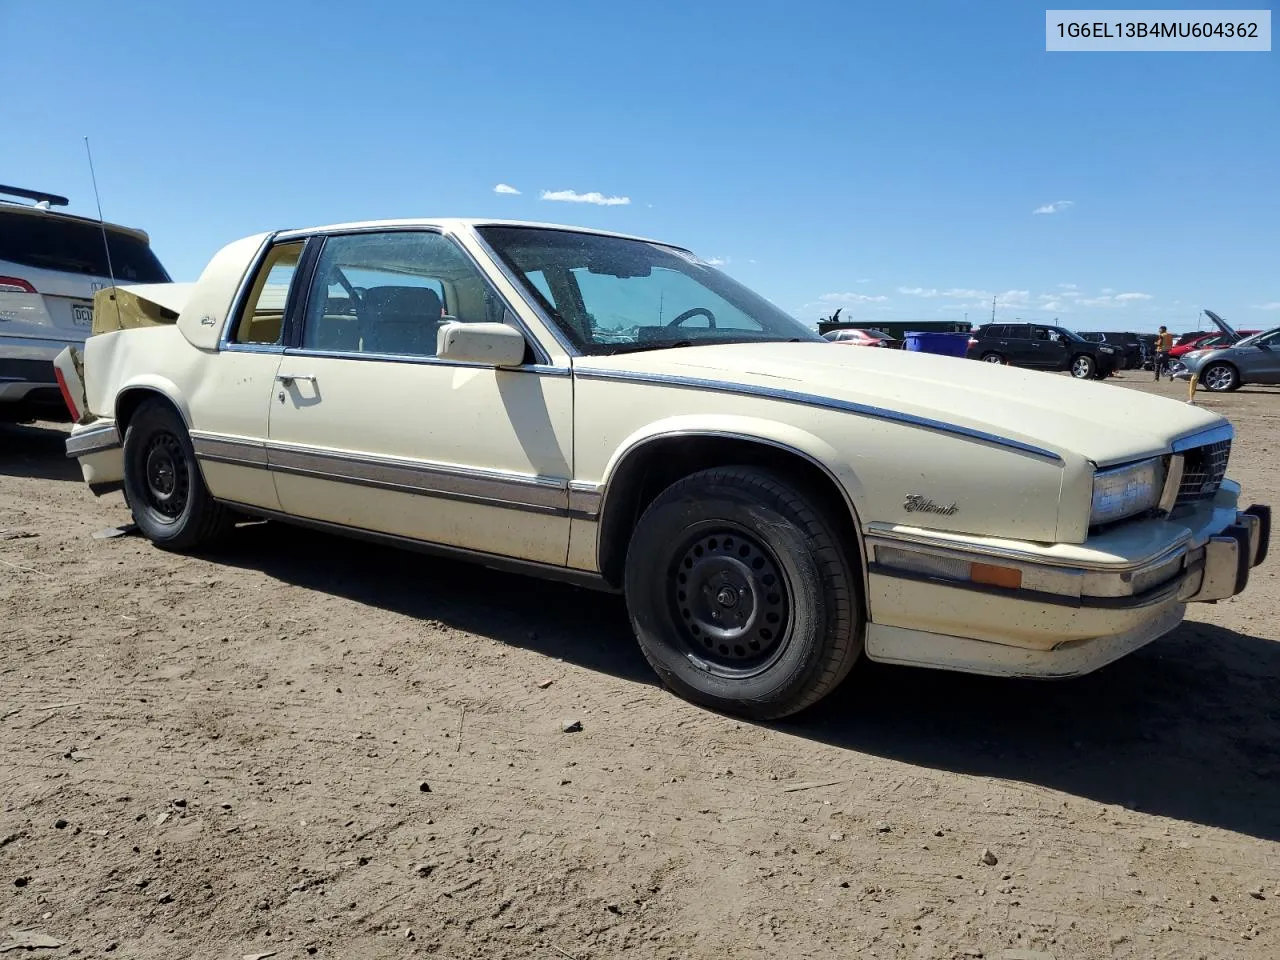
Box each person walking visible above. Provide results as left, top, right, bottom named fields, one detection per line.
left=1154, top=325, right=1174, bottom=380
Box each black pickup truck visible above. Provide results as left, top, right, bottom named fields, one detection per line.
left=966, top=322, right=1117, bottom=379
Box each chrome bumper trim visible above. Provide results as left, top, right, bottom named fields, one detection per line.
left=65, top=420, right=120, bottom=458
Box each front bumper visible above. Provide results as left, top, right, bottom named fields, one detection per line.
left=863, top=485, right=1269, bottom=678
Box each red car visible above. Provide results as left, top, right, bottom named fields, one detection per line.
left=823, top=327, right=899, bottom=347
left=1170, top=330, right=1260, bottom=359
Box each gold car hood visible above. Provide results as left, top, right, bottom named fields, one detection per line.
left=573, top=341, right=1227, bottom=467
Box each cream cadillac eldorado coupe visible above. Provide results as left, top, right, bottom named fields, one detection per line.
left=56, top=220, right=1270, bottom=718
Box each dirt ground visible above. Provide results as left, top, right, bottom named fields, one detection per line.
left=2, top=370, right=1278, bottom=960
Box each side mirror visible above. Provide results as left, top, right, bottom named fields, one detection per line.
left=436, top=321, right=527, bottom=367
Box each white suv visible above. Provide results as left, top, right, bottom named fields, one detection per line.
left=0, top=184, right=169, bottom=422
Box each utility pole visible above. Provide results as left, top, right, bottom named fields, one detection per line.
left=991, top=296, right=997, bottom=322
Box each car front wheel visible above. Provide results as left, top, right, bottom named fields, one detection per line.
left=623, top=466, right=862, bottom=719
left=122, top=398, right=233, bottom=550
left=1070, top=354, right=1096, bottom=379
left=1201, top=362, right=1240, bottom=392
left=980, top=352, right=1005, bottom=364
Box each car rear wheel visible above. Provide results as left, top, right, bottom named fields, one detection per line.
left=1201, top=362, right=1240, bottom=392
left=1070, top=354, right=1096, bottom=379
left=980, top=352, right=1005, bottom=364
left=623, top=466, right=862, bottom=719
left=122, top=398, right=233, bottom=551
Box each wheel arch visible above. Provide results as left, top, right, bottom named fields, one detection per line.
left=113, top=377, right=193, bottom=433
left=593, top=417, right=868, bottom=590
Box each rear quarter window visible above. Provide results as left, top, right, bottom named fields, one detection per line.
left=0, top=211, right=169, bottom=283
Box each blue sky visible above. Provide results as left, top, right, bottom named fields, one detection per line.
left=5, top=0, right=1276, bottom=332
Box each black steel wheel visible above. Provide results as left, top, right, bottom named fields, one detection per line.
left=122, top=398, right=233, bottom=551
left=624, top=466, right=862, bottom=719
left=669, top=528, right=791, bottom=676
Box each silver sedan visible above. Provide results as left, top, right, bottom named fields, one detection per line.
left=1177, top=327, right=1280, bottom=392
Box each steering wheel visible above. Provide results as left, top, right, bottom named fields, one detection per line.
left=667, top=307, right=717, bottom=329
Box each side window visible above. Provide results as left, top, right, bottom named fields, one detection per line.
left=232, top=241, right=304, bottom=345
left=300, top=232, right=506, bottom=357
left=1006, top=325, right=1030, bottom=340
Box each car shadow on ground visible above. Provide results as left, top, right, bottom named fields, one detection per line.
left=214, top=521, right=1280, bottom=842
left=797, top=621, right=1280, bottom=842
left=0, top=422, right=80, bottom=482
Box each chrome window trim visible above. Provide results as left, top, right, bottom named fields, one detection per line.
left=65, top=420, right=120, bottom=458
left=230, top=226, right=559, bottom=368
left=279, top=346, right=570, bottom=376
left=575, top=368, right=1065, bottom=463
left=1171, top=422, right=1234, bottom=452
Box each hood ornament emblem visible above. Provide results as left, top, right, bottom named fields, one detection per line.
left=903, top=495, right=958, bottom=516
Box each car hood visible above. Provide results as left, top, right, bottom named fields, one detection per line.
left=573, top=341, right=1226, bottom=467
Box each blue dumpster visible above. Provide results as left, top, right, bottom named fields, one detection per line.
left=902, top=332, right=971, bottom=358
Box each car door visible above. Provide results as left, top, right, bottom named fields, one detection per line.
left=266, top=228, right=573, bottom=566
left=1000, top=324, right=1034, bottom=365
left=1031, top=325, right=1069, bottom=370
left=1237, top=330, right=1280, bottom=384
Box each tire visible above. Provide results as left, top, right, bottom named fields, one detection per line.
left=122, top=398, right=233, bottom=550
left=1070, top=354, right=1096, bottom=379
left=1201, top=362, right=1240, bottom=392
left=623, top=466, right=862, bottom=719
left=980, top=352, right=1005, bottom=364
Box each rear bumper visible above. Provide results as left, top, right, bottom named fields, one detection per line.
left=864, top=486, right=1269, bottom=678
left=66, top=418, right=124, bottom=494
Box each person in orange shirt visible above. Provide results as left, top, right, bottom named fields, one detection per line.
left=1154, top=325, right=1174, bottom=380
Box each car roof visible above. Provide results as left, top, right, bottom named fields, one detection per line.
left=273, top=218, right=687, bottom=250
left=0, top=200, right=150, bottom=243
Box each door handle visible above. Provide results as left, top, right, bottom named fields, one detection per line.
left=275, top=374, right=317, bottom=385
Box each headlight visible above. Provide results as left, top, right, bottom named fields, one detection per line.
left=1098, top=345, right=1116, bottom=354
left=1091, top=458, right=1164, bottom=525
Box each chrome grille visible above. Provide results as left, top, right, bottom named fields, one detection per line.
left=1176, top=439, right=1231, bottom=506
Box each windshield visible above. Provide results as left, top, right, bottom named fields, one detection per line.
left=863, top=328, right=891, bottom=339
left=477, top=226, right=821, bottom=355
left=1053, top=326, right=1085, bottom=343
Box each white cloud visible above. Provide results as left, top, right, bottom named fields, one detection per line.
left=944, top=288, right=994, bottom=300
left=1100, top=287, right=1114, bottom=294
left=898, top=286, right=939, bottom=297
left=1252, top=301, right=1280, bottom=310
left=1033, top=200, right=1075, bottom=215
left=492, top=183, right=521, bottom=195
left=703, top=257, right=729, bottom=266
left=995, top=289, right=1031, bottom=307
left=1078, top=296, right=1113, bottom=307
left=819, top=292, right=889, bottom=304
left=1040, top=300, right=1063, bottom=312
left=541, top=189, right=630, bottom=206
left=856, top=278, right=871, bottom=284
left=1114, top=292, right=1153, bottom=302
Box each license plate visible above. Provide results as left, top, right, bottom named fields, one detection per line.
left=71, top=303, right=94, bottom=327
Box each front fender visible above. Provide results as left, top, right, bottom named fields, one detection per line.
left=598, top=413, right=870, bottom=519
